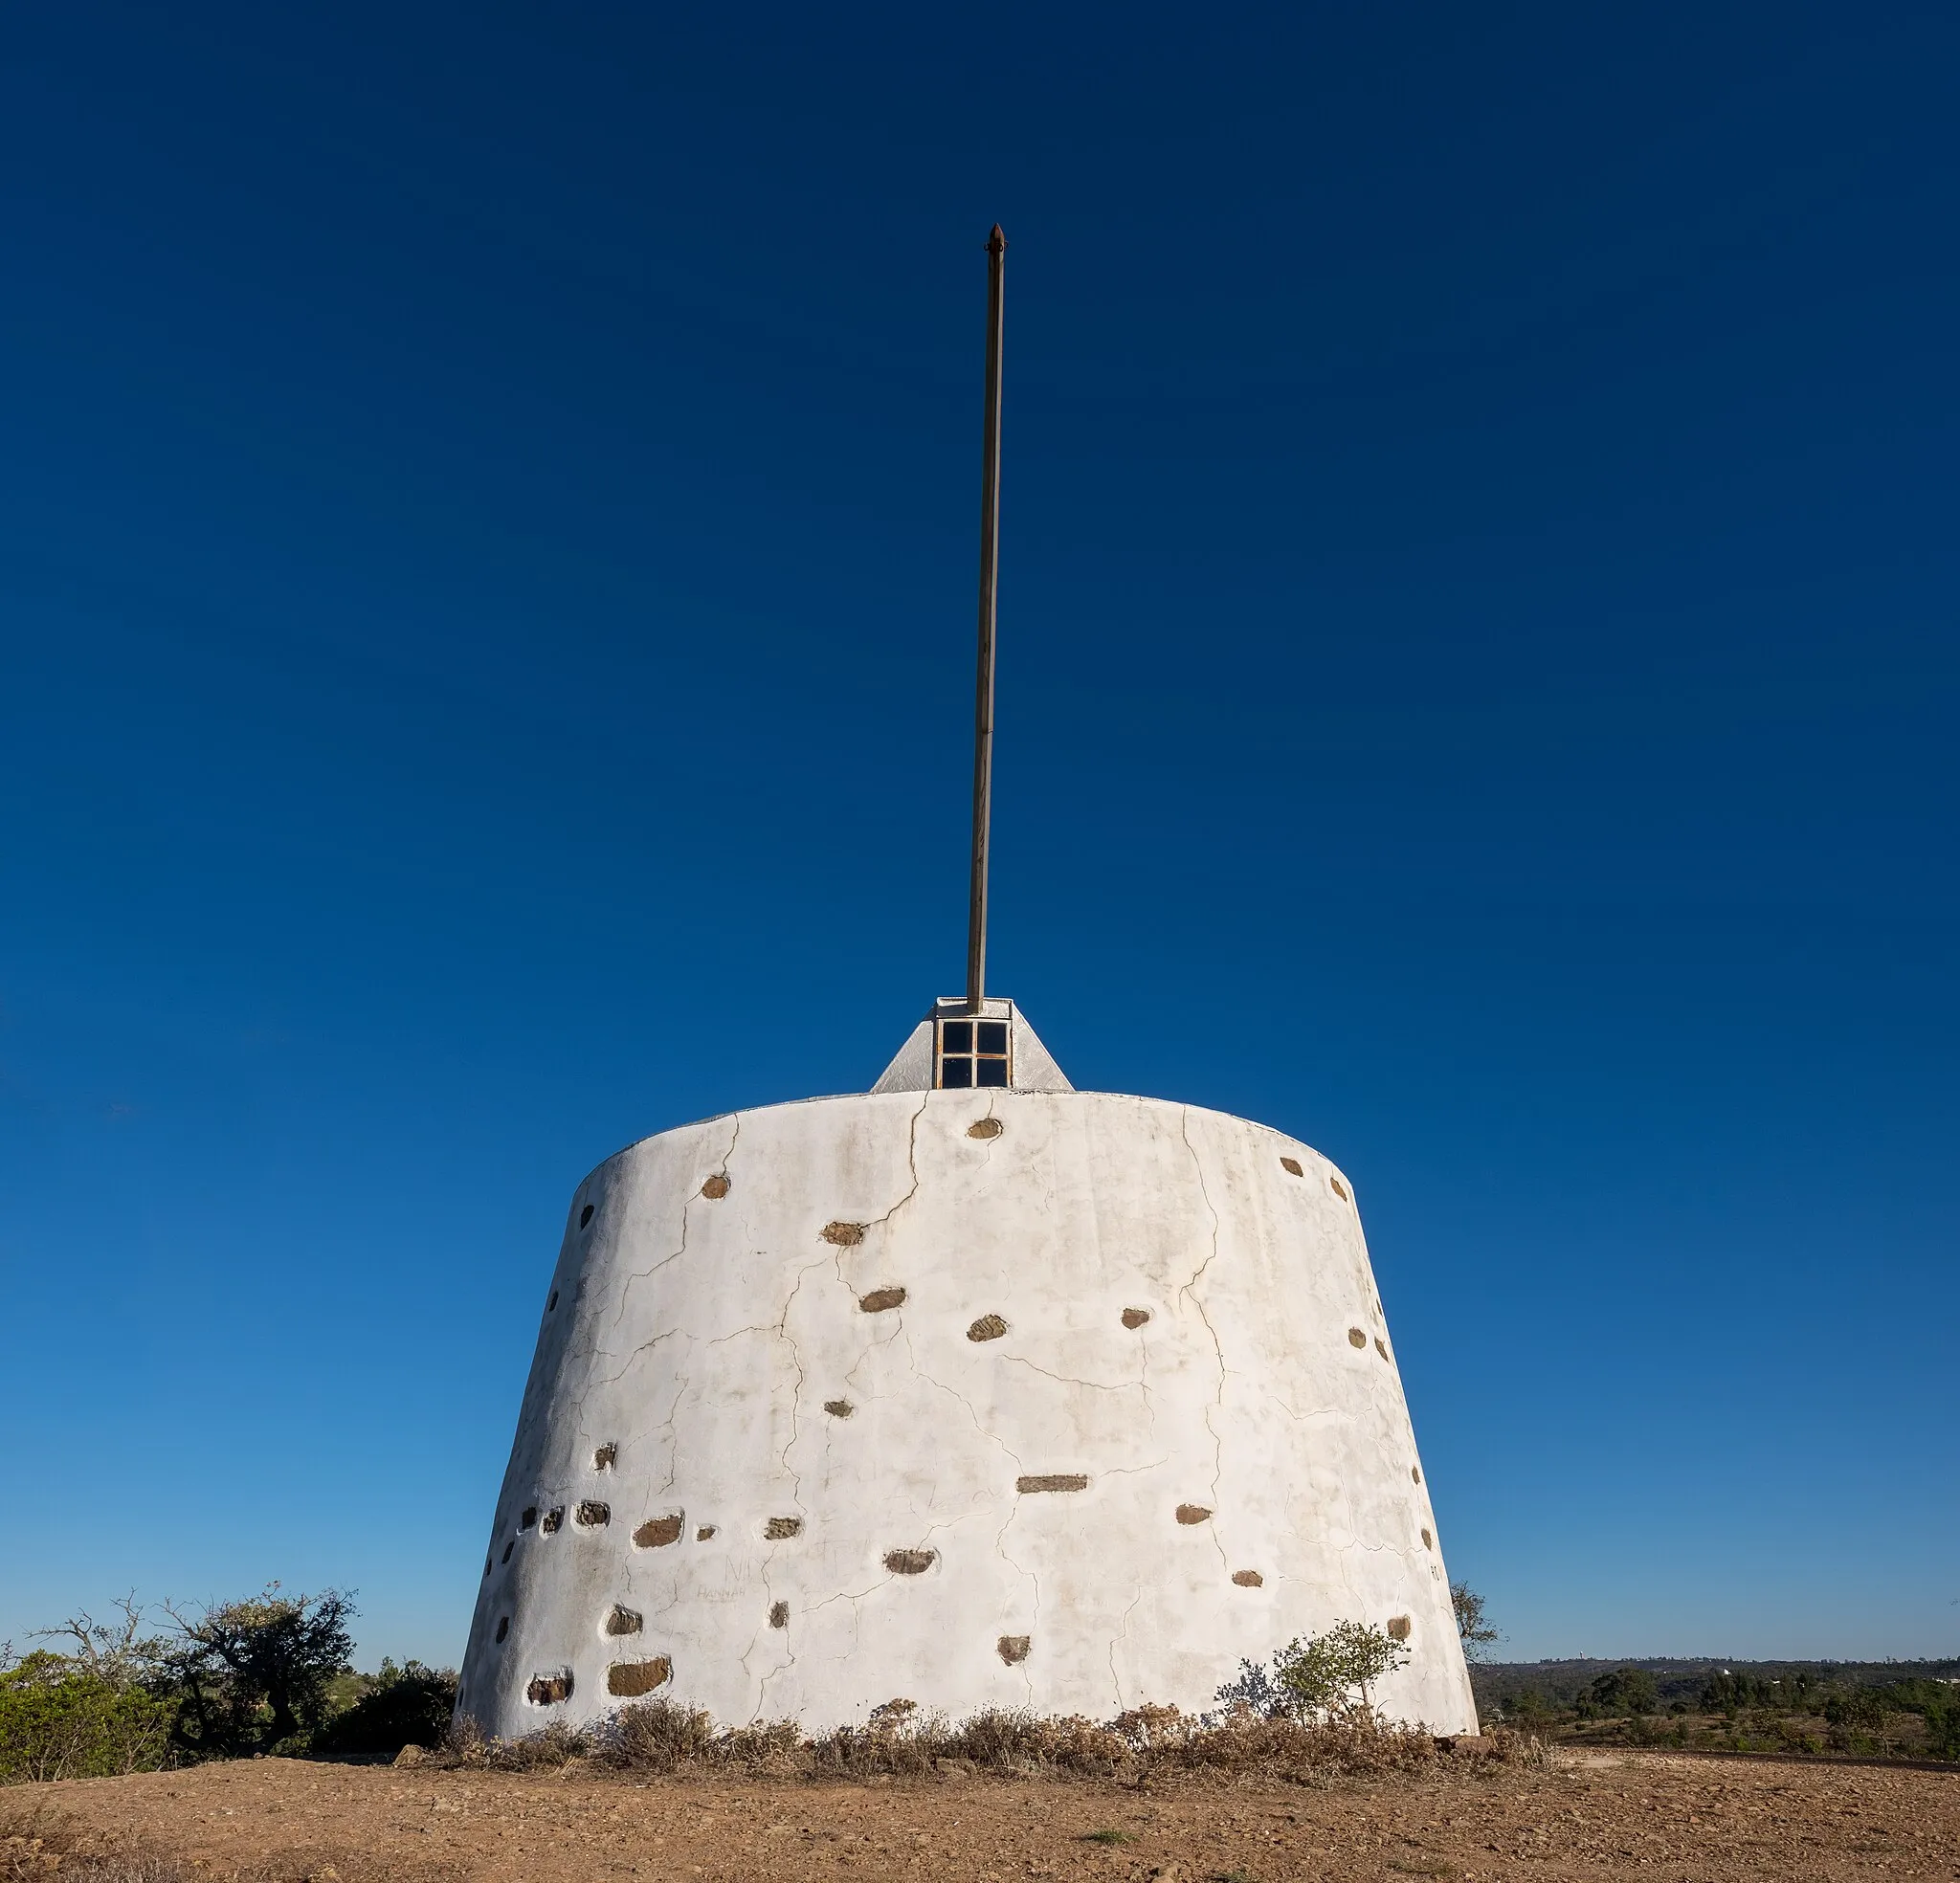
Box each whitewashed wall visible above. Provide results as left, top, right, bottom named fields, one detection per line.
left=457, top=1090, right=1477, bottom=1737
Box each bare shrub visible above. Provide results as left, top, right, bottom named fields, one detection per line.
left=445, top=1697, right=1536, bottom=1789
left=606, top=1699, right=717, bottom=1773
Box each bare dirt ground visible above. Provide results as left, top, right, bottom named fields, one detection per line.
left=6, top=1748, right=1957, bottom=1882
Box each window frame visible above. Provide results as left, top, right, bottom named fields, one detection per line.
left=935, top=1012, right=1012, bottom=1090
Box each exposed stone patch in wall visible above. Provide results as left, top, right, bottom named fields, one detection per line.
left=1174, top=1504, right=1213, bottom=1525
left=1388, top=1615, right=1413, bottom=1640
left=1280, top=1157, right=1303, bottom=1176
left=1412, top=1466, right=1421, bottom=1484
left=765, top=1517, right=804, bottom=1540
left=592, top=1443, right=616, bottom=1471
left=966, top=1314, right=1007, bottom=1341
left=822, top=1221, right=865, bottom=1247
left=605, top=1606, right=642, bottom=1636
left=768, top=1602, right=790, bottom=1628
left=883, top=1549, right=936, bottom=1575
left=1231, top=1570, right=1263, bottom=1587
left=574, top=1500, right=611, bottom=1527
left=633, top=1514, right=683, bottom=1548
left=696, top=1525, right=717, bottom=1540
left=967, top=1118, right=1003, bottom=1140
left=607, top=1657, right=671, bottom=1696
left=1348, top=1327, right=1368, bottom=1348
left=1016, top=1474, right=1088, bottom=1494
left=701, top=1174, right=730, bottom=1199
left=1375, top=1338, right=1391, bottom=1361
left=1121, top=1307, right=1151, bottom=1329
left=526, top=1670, right=572, bottom=1705
left=1421, top=1529, right=1434, bottom=1549
left=858, top=1287, right=906, bottom=1313
left=997, top=1635, right=1031, bottom=1665
left=1330, top=1176, right=1350, bottom=1201
left=541, top=1508, right=564, bottom=1535
left=823, top=1399, right=854, bottom=1417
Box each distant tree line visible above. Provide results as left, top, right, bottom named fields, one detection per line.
left=1483, top=1658, right=1960, bottom=1760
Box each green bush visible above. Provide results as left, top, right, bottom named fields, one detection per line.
left=311, top=1659, right=457, bottom=1758
left=0, top=1652, right=173, bottom=1783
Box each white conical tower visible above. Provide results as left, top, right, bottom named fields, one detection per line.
left=454, top=1002, right=1475, bottom=1736
left=456, top=228, right=1476, bottom=1738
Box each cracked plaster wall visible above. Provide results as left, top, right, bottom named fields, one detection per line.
left=456, top=1091, right=1477, bottom=1737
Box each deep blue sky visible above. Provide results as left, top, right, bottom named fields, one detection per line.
left=3, top=1, right=1955, bottom=1671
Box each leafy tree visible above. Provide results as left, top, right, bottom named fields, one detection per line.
left=161, top=1585, right=355, bottom=1757
left=1586, top=1667, right=1659, bottom=1717
left=1502, top=1686, right=1559, bottom=1734
left=1450, top=1584, right=1501, bottom=1664
left=1216, top=1621, right=1412, bottom=1722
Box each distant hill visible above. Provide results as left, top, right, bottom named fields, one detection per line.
left=1471, top=1656, right=1960, bottom=1711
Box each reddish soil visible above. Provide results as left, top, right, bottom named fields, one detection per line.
left=6, top=1747, right=1957, bottom=1881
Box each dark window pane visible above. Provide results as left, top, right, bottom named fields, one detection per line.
left=941, top=1021, right=972, bottom=1054
left=976, top=1058, right=1009, bottom=1088
left=976, top=1022, right=1009, bottom=1054
left=941, top=1057, right=973, bottom=1088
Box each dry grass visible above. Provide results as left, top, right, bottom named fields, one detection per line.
left=443, top=1697, right=1544, bottom=1786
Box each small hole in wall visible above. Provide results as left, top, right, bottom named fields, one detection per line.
left=494, top=1616, right=509, bottom=1644
left=1387, top=1615, right=1413, bottom=1641
left=608, top=1657, right=672, bottom=1697
left=822, top=1221, right=865, bottom=1247
left=521, top=1507, right=538, bottom=1529
left=768, top=1601, right=790, bottom=1628
left=483, top=1557, right=492, bottom=1579
left=1174, top=1503, right=1213, bottom=1525
left=541, top=1508, right=564, bottom=1535
left=824, top=1400, right=854, bottom=1418
left=1411, top=1466, right=1421, bottom=1485
left=764, top=1517, right=804, bottom=1540
left=604, top=1605, right=642, bottom=1636
left=1121, top=1308, right=1151, bottom=1330
left=633, top=1514, right=683, bottom=1549
left=526, top=1670, right=573, bottom=1706
left=967, top=1118, right=1003, bottom=1140
left=1420, top=1528, right=1434, bottom=1550
left=858, top=1287, right=906, bottom=1313
left=997, top=1635, right=1031, bottom=1665
left=1232, top=1570, right=1264, bottom=1588
left=696, top=1525, right=716, bottom=1540
left=702, top=1173, right=730, bottom=1200
left=1281, top=1157, right=1303, bottom=1177
left=883, top=1548, right=936, bottom=1575
left=1329, top=1176, right=1349, bottom=1202
left=574, top=1500, right=611, bottom=1528
left=580, top=1204, right=594, bottom=1229
left=1348, top=1327, right=1367, bottom=1348
left=546, top=1291, right=558, bottom=1312
left=966, top=1313, right=1007, bottom=1341
left=501, top=1540, right=514, bottom=1563
left=593, top=1443, right=617, bottom=1471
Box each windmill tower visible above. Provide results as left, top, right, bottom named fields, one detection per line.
left=455, top=233, right=1478, bottom=1739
